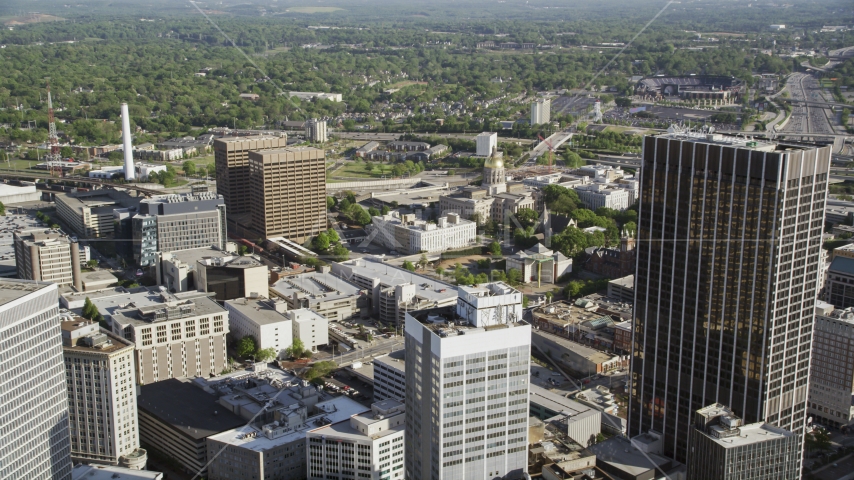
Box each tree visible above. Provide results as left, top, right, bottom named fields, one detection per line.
left=381, top=205, right=390, bottom=215
left=236, top=336, right=258, bottom=359
left=488, top=241, right=502, bottom=256
left=805, top=428, right=832, bottom=455
left=546, top=291, right=554, bottom=303
left=368, top=206, right=380, bottom=217
left=331, top=244, right=350, bottom=262
left=256, top=347, right=277, bottom=363
left=403, top=260, right=416, bottom=271
left=562, top=149, right=585, bottom=168
left=286, top=338, right=306, bottom=359
left=515, top=208, right=539, bottom=229
left=304, top=360, right=337, bottom=382
left=0, top=201, right=5, bottom=216
left=312, top=232, right=330, bottom=252
left=197, top=165, right=208, bottom=178
left=60, top=146, right=73, bottom=158
left=506, top=268, right=522, bottom=285
left=86, top=259, right=98, bottom=269
left=418, top=254, right=429, bottom=268
left=327, top=196, right=336, bottom=210
left=522, top=295, right=529, bottom=308
left=326, top=228, right=340, bottom=243
left=182, top=161, right=196, bottom=176
left=436, top=267, right=444, bottom=276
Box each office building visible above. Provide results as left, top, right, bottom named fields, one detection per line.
left=286, top=308, right=329, bottom=352
left=195, top=255, right=268, bottom=302
left=331, top=256, right=457, bottom=327
left=95, top=288, right=229, bottom=385
left=288, top=91, right=343, bottom=102
left=306, top=399, right=405, bottom=480
left=826, top=255, right=854, bottom=308
left=505, top=243, right=572, bottom=285
left=808, top=301, right=854, bottom=429
left=531, top=98, right=551, bottom=125
left=133, top=193, right=227, bottom=267
left=61, top=320, right=147, bottom=469
left=305, top=118, right=328, bottom=143
left=0, top=280, right=72, bottom=480
left=225, top=297, right=293, bottom=360
left=572, top=183, right=631, bottom=211
left=55, top=189, right=141, bottom=239
left=137, top=379, right=245, bottom=476
left=373, top=349, right=406, bottom=401
left=14, top=228, right=82, bottom=289
left=270, top=266, right=364, bottom=322
left=687, top=404, right=799, bottom=480
left=607, top=275, right=634, bottom=303
left=476, top=132, right=498, bottom=157
left=248, top=147, right=326, bottom=243
left=371, top=211, right=477, bottom=254
left=213, top=135, right=289, bottom=217
left=629, top=131, right=831, bottom=465
left=404, top=282, right=530, bottom=480
left=206, top=387, right=365, bottom=480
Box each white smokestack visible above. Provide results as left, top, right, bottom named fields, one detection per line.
left=121, top=103, right=136, bottom=181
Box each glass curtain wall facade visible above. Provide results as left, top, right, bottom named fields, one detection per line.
left=628, top=133, right=831, bottom=468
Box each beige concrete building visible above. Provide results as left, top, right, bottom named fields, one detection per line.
left=269, top=266, right=364, bottom=322
left=95, top=289, right=229, bottom=385
left=61, top=319, right=147, bottom=469
left=248, top=147, right=326, bottom=242
left=14, top=228, right=82, bottom=289
left=214, top=135, right=289, bottom=217
left=370, top=211, right=477, bottom=254
left=55, top=189, right=141, bottom=238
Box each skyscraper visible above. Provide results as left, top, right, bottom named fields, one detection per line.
left=0, top=279, right=72, bottom=479
left=62, top=319, right=147, bottom=469
left=305, top=118, right=328, bottom=143
left=213, top=135, right=289, bottom=217
left=405, top=282, right=529, bottom=480
left=248, top=146, right=326, bottom=242
left=629, top=131, right=831, bottom=466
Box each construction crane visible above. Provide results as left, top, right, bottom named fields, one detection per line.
left=45, top=79, right=63, bottom=178
left=537, top=134, right=554, bottom=174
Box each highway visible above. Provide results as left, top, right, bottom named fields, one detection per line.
left=781, top=72, right=835, bottom=137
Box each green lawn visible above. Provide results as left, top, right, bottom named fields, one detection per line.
left=330, top=160, right=395, bottom=179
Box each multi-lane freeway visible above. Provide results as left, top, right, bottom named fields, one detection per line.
left=781, top=72, right=835, bottom=137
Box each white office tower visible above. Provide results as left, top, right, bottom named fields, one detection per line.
left=531, top=98, right=551, bottom=125
left=404, top=282, right=530, bottom=480
left=62, top=319, right=147, bottom=469
left=456, top=282, right=523, bottom=327
left=305, top=118, right=328, bottom=143
left=592, top=100, right=602, bottom=123
left=476, top=132, right=498, bottom=157
left=0, top=280, right=72, bottom=480
left=121, top=103, right=136, bottom=181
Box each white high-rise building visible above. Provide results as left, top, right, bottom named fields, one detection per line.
left=0, top=280, right=73, bottom=480
left=476, top=132, right=498, bottom=157
left=405, top=282, right=530, bottom=480
left=61, top=319, right=147, bottom=469
left=305, top=118, right=328, bottom=143
left=531, top=98, right=551, bottom=125
left=306, top=399, right=406, bottom=480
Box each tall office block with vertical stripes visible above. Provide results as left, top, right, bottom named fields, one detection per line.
left=628, top=130, right=831, bottom=472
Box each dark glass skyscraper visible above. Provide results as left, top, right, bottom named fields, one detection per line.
left=629, top=131, right=831, bottom=467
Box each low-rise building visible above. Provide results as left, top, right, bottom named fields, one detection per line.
left=607, top=275, right=634, bottom=303
left=62, top=319, right=147, bottom=469
left=196, top=254, right=268, bottom=302
left=55, top=189, right=141, bottom=239
left=80, top=270, right=119, bottom=292
left=532, top=300, right=620, bottom=351
left=583, top=233, right=636, bottom=279
left=137, top=379, right=245, bottom=476
left=269, top=266, right=365, bottom=322
left=387, top=141, right=429, bottom=152
left=370, top=211, right=476, bottom=254
left=826, top=255, right=854, bottom=309
left=306, top=400, right=406, bottom=480
left=613, top=320, right=632, bottom=353
left=94, top=288, right=229, bottom=384
left=587, top=433, right=684, bottom=480
left=288, top=91, right=343, bottom=102
left=529, top=384, right=603, bottom=445
left=331, top=256, right=457, bottom=327
left=225, top=297, right=293, bottom=359
left=573, top=386, right=619, bottom=415
left=354, top=141, right=380, bottom=158
left=573, top=183, right=631, bottom=211
left=532, top=330, right=627, bottom=377
left=808, top=301, right=854, bottom=429
left=14, top=227, right=83, bottom=289
left=506, top=243, right=572, bottom=285
left=287, top=308, right=329, bottom=352
left=373, top=349, right=406, bottom=401
left=686, top=404, right=799, bottom=480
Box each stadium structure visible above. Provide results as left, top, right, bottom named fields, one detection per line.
left=635, top=75, right=743, bottom=103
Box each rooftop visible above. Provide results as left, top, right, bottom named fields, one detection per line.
left=270, top=270, right=362, bottom=302
left=209, top=396, right=366, bottom=451
left=657, top=129, right=809, bottom=152
left=0, top=279, right=51, bottom=306
left=529, top=383, right=595, bottom=417
left=588, top=436, right=672, bottom=477
left=98, top=288, right=226, bottom=327
left=829, top=255, right=854, bottom=276
left=71, top=464, right=162, bottom=480
left=137, top=378, right=246, bottom=440
left=707, top=422, right=794, bottom=448
left=61, top=319, right=133, bottom=354
left=55, top=189, right=140, bottom=215
left=374, top=349, right=406, bottom=373
left=334, top=257, right=457, bottom=304
left=14, top=228, right=74, bottom=247
left=225, top=297, right=290, bottom=326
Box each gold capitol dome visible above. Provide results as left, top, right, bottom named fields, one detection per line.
left=484, top=148, right=504, bottom=169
